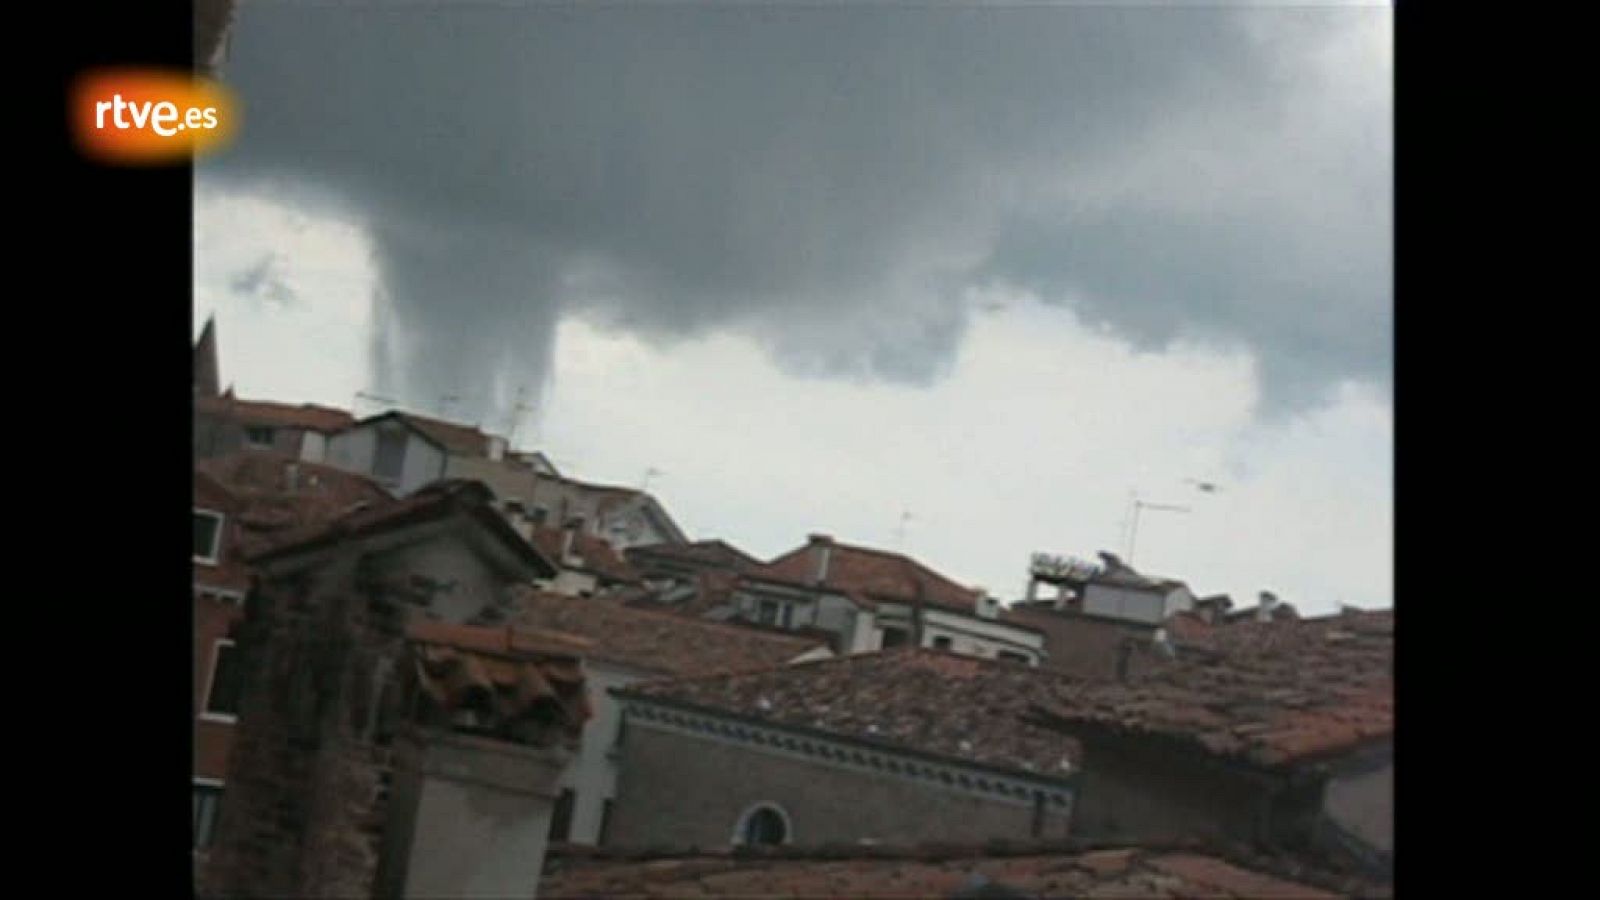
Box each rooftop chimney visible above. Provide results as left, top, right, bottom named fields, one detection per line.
left=974, top=588, right=999, bottom=620
left=562, top=517, right=583, bottom=566
left=808, top=534, right=833, bottom=584
left=1258, top=591, right=1279, bottom=622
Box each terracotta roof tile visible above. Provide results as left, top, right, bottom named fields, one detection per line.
left=627, top=540, right=762, bottom=575
left=531, top=526, right=642, bottom=584
left=758, top=537, right=983, bottom=614
left=195, top=395, right=355, bottom=433
left=619, top=649, right=1081, bottom=779
left=249, top=479, right=556, bottom=577
left=514, top=589, right=827, bottom=678
left=1033, top=611, right=1394, bottom=767
left=406, top=620, right=592, bottom=739
left=387, top=411, right=498, bottom=456
left=541, top=841, right=1377, bottom=899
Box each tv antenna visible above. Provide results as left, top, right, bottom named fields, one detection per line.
left=893, top=509, right=914, bottom=548
left=639, top=467, right=664, bottom=492
left=505, top=386, right=536, bottom=448
left=353, top=390, right=398, bottom=414
left=1123, top=492, right=1191, bottom=565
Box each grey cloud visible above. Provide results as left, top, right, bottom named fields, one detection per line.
left=203, top=3, right=1389, bottom=422
left=228, top=252, right=297, bottom=307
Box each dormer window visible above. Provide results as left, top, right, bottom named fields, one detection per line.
left=194, top=509, right=224, bottom=564
left=245, top=425, right=275, bottom=447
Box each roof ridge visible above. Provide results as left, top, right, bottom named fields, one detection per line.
left=517, top=589, right=827, bottom=650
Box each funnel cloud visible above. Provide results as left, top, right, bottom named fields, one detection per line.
left=201, top=3, right=1390, bottom=422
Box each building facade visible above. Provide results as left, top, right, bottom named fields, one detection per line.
left=607, top=651, right=1078, bottom=848
left=516, top=589, right=830, bottom=845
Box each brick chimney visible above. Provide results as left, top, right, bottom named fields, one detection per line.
left=808, top=534, right=833, bottom=585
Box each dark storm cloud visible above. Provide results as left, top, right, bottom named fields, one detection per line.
left=202, top=2, right=1389, bottom=420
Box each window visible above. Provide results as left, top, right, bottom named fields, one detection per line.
left=244, top=425, right=276, bottom=447
left=733, top=804, right=789, bottom=846
left=193, top=510, right=223, bottom=563
left=530, top=506, right=550, bottom=526
left=881, top=627, right=909, bottom=649
left=373, top=426, right=407, bottom=483
left=203, top=639, right=243, bottom=721
left=757, top=599, right=780, bottom=626
left=932, top=636, right=953, bottom=651
left=548, top=788, right=576, bottom=842
left=193, top=781, right=224, bottom=850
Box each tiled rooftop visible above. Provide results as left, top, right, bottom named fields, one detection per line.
left=406, top=620, right=592, bottom=740
left=249, top=479, right=555, bottom=576
left=531, top=526, right=642, bottom=584
left=627, top=539, right=762, bottom=574
left=1034, top=610, right=1393, bottom=768
left=759, top=536, right=983, bottom=614
left=384, top=411, right=500, bottom=457
left=619, top=649, right=1080, bottom=779
left=195, top=394, right=356, bottom=434
left=540, top=839, right=1386, bottom=899
left=514, top=589, right=828, bottom=678
left=621, top=609, right=1393, bottom=776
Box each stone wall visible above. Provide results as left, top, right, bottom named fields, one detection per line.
left=608, top=723, right=1071, bottom=848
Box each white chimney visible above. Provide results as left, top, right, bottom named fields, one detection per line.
left=1258, top=591, right=1279, bottom=622
left=809, top=534, right=833, bottom=584
left=488, top=436, right=507, bottom=461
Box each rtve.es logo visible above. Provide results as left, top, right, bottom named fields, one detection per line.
left=71, top=68, right=238, bottom=165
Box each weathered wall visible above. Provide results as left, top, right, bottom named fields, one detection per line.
left=1323, top=758, right=1393, bottom=858
left=394, top=733, right=569, bottom=899
left=1083, top=585, right=1167, bottom=624
left=1070, top=733, right=1273, bottom=847
left=201, top=551, right=405, bottom=898
left=552, top=663, right=645, bottom=844
left=608, top=724, right=1068, bottom=847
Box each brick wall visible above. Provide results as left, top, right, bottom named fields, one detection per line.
left=201, top=550, right=410, bottom=898
left=608, top=725, right=1070, bottom=848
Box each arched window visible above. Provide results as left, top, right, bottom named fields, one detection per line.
left=733, top=804, right=790, bottom=846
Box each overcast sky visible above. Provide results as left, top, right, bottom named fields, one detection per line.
left=195, top=2, right=1392, bottom=614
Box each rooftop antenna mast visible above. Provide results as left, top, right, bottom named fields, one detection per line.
left=893, top=509, right=914, bottom=549
left=505, top=385, right=537, bottom=448
left=1124, top=492, right=1190, bottom=566
left=354, top=390, right=398, bottom=415
left=436, top=393, right=461, bottom=419
left=639, top=467, right=663, bottom=492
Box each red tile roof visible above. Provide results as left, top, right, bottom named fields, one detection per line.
left=626, top=539, right=762, bottom=574
left=1033, top=610, right=1394, bottom=768
left=758, top=537, right=982, bottom=614
left=195, top=394, right=355, bottom=433
left=196, top=452, right=395, bottom=558
left=387, top=411, right=499, bottom=456
left=406, top=620, right=593, bottom=739
left=514, top=590, right=828, bottom=678
left=530, top=527, right=642, bottom=584
left=541, top=839, right=1381, bottom=899
left=249, top=479, right=556, bottom=577
left=619, top=648, right=1081, bottom=779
